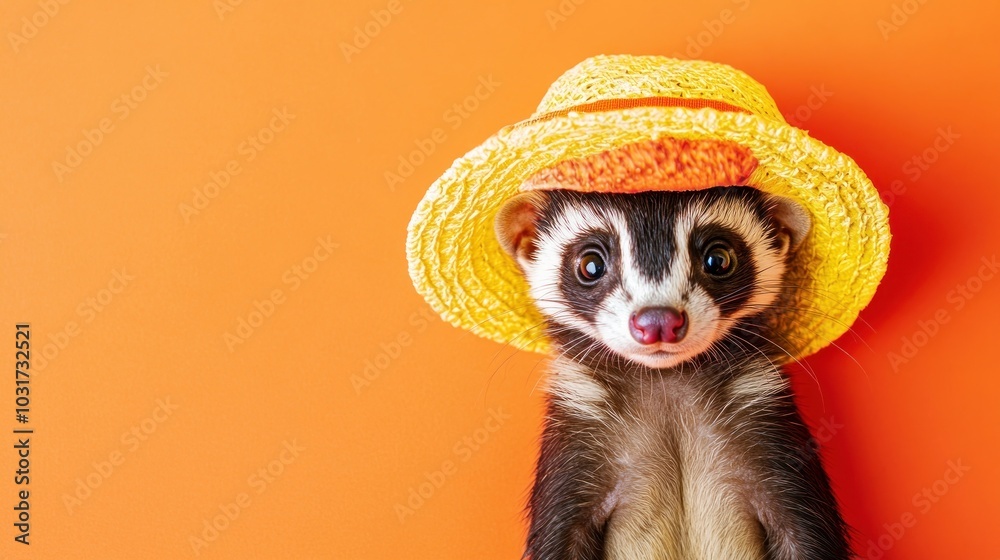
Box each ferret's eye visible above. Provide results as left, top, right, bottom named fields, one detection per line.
left=703, top=242, right=736, bottom=277
left=577, top=250, right=606, bottom=283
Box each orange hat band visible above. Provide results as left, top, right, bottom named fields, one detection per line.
left=520, top=137, right=759, bottom=194
left=516, top=97, right=759, bottom=194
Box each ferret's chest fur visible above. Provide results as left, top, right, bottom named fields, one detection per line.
left=547, top=356, right=790, bottom=560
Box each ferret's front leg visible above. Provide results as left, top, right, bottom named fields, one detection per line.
left=756, top=396, right=852, bottom=560
left=525, top=403, right=611, bottom=560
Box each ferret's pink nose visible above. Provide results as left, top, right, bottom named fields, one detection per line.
left=629, top=307, right=687, bottom=345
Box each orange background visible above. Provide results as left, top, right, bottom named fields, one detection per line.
left=2, top=0, right=999, bottom=558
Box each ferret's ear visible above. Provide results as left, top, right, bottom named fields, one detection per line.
left=767, top=195, right=812, bottom=258
left=495, top=192, right=544, bottom=272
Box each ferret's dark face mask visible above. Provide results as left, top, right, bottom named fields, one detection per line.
left=495, top=187, right=810, bottom=369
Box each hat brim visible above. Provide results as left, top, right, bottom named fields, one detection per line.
left=406, top=106, right=890, bottom=360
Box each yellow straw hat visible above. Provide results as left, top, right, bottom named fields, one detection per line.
left=406, top=55, right=890, bottom=360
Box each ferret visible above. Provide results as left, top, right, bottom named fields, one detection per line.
left=494, top=187, right=850, bottom=560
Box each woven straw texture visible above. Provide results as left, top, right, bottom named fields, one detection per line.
left=406, top=55, right=890, bottom=360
